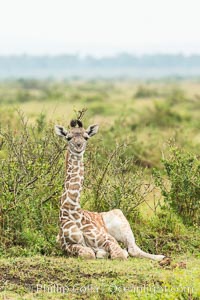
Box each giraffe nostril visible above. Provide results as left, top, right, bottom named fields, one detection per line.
left=77, top=143, right=81, bottom=148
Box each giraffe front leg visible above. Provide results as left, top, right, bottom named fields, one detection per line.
left=60, top=219, right=96, bottom=259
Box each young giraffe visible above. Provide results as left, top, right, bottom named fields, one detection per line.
left=55, top=119, right=165, bottom=261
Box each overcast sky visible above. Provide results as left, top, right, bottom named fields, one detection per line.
left=0, top=0, right=200, bottom=56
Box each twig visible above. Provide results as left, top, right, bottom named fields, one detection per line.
left=75, top=108, right=88, bottom=121
left=41, top=191, right=58, bottom=204
left=95, top=144, right=124, bottom=203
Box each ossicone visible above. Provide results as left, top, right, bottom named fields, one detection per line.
left=70, top=119, right=83, bottom=128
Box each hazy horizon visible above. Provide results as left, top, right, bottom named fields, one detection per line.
left=1, top=52, right=200, bottom=58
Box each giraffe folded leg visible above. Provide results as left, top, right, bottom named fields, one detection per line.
left=109, top=243, right=128, bottom=260
left=101, top=235, right=128, bottom=260
left=101, top=209, right=165, bottom=261
left=96, top=249, right=109, bottom=259
left=96, top=248, right=128, bottom=259
left=64, top=243, right=96, bottom=259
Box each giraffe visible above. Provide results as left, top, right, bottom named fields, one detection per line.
left=55, top=119, right=165, bottom=261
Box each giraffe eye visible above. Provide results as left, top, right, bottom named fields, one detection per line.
left=84, top=136, right=89, bottom=140
left=66, top=136, right=72, bottom=141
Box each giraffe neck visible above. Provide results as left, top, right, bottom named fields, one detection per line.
left=61, top=150, right=84, bottom=210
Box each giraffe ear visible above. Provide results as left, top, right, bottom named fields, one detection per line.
left=86, top=124, right=99, bottom=137
left=55, top=125, right=68, bottom=137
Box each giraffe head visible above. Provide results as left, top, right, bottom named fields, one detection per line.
left=55, top=120, right=99, bottom=155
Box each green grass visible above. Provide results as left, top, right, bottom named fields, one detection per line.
left=0, top=255, right=199, bottom=300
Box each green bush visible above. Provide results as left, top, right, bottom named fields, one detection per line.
left=134, top=85, right=159, bottom=98
left=134, top=210, right=200, bottom=255
left=153, top=146, right=200, bottom=226
left=141, top=100, right=183, bottom=128
left=0, top=116, right=64, bottom=254
left=16, top=90, right=32, bottom=103
left=167, top=87, right=187, bottom=105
